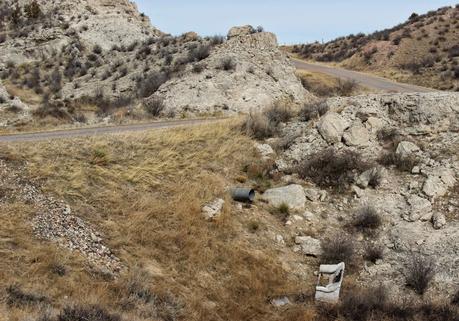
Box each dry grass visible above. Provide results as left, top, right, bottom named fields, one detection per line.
left=0, top=121, right=307, bottom=320
left=296, top=70, right=371, bottom=97
left=3, top=81, right=42, bottom=106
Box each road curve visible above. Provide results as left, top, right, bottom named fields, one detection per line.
left=0, top=118, right=226, bottom=143
left=292, top=59, right=435, bottom=93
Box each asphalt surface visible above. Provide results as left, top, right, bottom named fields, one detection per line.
left=292, top=59, right=435, bottom=93
left=0, top=118, right=225, bottom=143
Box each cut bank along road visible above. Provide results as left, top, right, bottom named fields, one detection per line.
left=0, top=118, right=226, bottom=143
left=292, top=59, right=436, bottom=93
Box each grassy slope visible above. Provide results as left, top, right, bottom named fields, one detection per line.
left=287, top=6, right=459, bottom=90
left=0, top=122, right=311, bottom=321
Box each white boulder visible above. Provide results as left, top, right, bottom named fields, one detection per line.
left=262, top=185, right=306, bottom=211
left=317, top=113, right=348, bottom=144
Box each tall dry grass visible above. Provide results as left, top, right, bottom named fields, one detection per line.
left=0, top=121, right=310, bottom=321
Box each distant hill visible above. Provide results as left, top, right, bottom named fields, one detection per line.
left=287, top=5, right=459, bottom=91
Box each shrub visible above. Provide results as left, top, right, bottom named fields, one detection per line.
left=320, top=234, right=355, bottom=264
left=338, top=286, right=389, bottom=321
left=6, top=285, right=47, bottom=307
left=209, top=35, right=224, bottom=46
left=219, top=57, right=236, bottom=71
left=364, top=243, right=384, bottom=263
left=256, top=25, right=264, bottom=33
left=188, top=44, right=211, bottom=62
left=377, top=128, right=400, bottom=144
left=335, top=79, right=358, bottom=96
left=137, top=71, right=170, bottom=98
left=49, top=68, right=62, bottom=93
left=270, top=203, right=290, bottom=222
left=452, top=289, right=459, bottom=306
left=10, top=4, right=22, bottom=25
left=378, top=151, right=419, bottom=172
left=297, top=149, right=369, bottom=190
left=192, top=63, right=205, bottom=73
left=353, top=206, right=382, bottom=231
left=367, top=167, right=384, bottom=188
left=299, top=100, right=329, bottom=121
left=449, top=45, right=459, bottom=58
left=242, top=113, right=276, bottom=140
left=406, top=254, right=435, bottom=295
left=93, top=44, right=102, bottom=54
left=58, top=305, right=120, bottom=321
left=264, top=102, right=293, bottom=125
left=143, top=97, right=165, bottom=116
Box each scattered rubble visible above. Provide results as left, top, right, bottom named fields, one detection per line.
left=0, top=160, right=122, bottom=275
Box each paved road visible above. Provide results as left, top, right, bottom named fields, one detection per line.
left=0, top=118, right=225, bottom=143
left=292, top=59, right=435, bottom=93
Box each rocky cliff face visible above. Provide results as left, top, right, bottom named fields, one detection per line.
left=0, top=0, right=161, bottom=65
left=150, top=28, right=311, bottom=115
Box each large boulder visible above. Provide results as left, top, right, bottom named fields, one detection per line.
left=227, top=25, right=255, bottom=39
left=317, top=113, right=348, bottom=144
left=343, top=122, right=370, bottom=147
left=262, top=185, right=306, bottom=211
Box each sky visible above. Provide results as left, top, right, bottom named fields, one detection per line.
left=135, top=0, right=458, bottom=44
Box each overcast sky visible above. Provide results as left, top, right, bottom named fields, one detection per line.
left=135, top=1, right=458, bottom=44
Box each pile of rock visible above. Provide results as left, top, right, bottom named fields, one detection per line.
left=0, top=160, right=123, bottom=275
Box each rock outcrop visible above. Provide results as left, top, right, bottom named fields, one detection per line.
left=269, top=92, right=459, bottom=296
left=149, top=27, right=311, bottom=115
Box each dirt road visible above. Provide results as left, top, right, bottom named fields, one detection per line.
left=0, top=118, right=225, bottom=143
left=292, top=59, right=435, bottom=93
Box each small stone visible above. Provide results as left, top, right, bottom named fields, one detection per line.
left=352, top=185, right=364, bottom=198
left=412, top=166, right=421, bottom=174
left=396, top=141, right=420, bottom=159
left=275, top=234, right=285, bottom=245
left=302, top=211, right=314, bottom=221
left=202, top=198, right=225, bottom=220
left=271, top=296, right=290, bottom=307
left=432, top=212, right=446, bottom=230
left=304, top=188, right=320, bottom=202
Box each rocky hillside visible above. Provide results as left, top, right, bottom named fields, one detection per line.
left=150, top=26, right=309, bottom=115
left=288, top=5, right=459, bottom=91
left=267, top=92, right=459, bottom=298
left=0, top=1, right=309, bottom=131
